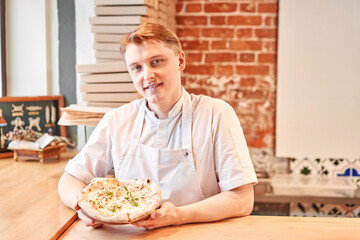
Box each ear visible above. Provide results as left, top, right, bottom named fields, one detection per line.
left=178, top=51, right=186, bottom=71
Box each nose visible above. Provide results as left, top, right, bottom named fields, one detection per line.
left=144, top=66, right=155, bottom=81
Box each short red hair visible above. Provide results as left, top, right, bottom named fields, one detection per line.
left=120, top=23, right=182, bottom=57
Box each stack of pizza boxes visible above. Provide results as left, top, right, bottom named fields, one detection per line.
left=76, top=0, right=176, bottom=108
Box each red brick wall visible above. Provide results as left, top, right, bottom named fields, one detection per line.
left=176, top=0, right=278, bottom=150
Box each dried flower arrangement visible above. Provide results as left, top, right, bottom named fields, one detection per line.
left=5, top=127, right=75, bottom=148
left=5, top=127, right=43, bottom=142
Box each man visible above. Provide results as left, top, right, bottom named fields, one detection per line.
left=58, top=23, right=257, bottom=230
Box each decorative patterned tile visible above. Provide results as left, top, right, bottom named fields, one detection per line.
left=332, top=163, right=360, bottom=180
left=290, top=202, right=360, bottom=218
left=290, top=202, right=324, bottom=217
left=319, top=158, right=333, bottom=176
left=248, top=147, right=289, bottom=177
left=289, top=157, right=360, bottom=179
left=341, top=204, right=360, bottom=218
left=290, top=157, right=321, bottom=176
left=284, top=157, right=360, bottom=218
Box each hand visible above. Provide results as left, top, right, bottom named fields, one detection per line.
left=75, top=204, right=104, bottom=229
left=131, top=202, right=180, bottom=230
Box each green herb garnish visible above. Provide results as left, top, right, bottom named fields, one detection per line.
left=111, top=204, right=118, bottom=212
left=123, top=185, right=140, bottom=207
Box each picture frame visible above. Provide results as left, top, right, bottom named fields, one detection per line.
left=0, top=95, right=66, bottom=159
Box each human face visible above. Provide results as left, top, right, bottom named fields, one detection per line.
left=125, top=42, right=185, bottom=110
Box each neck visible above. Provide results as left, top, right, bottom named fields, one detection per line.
left=147, top=103, right=172, bottom=119
left=147, top=90, right=182, bottom=119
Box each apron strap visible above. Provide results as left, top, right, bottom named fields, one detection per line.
left=131, top=101, right=145, bottom=142
left=181, top=89, right=193, bottom=151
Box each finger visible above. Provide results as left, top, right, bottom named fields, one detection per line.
left=131, top=219, right=148, bottom=227
left=144, top=226, right=154, bottom=230
left=77, top=209, right=103, bottom=228
left=77, top=210, right=93, bottom=225
left=132, top=222, right=154, bottom=230
left=90, top=223, right=104, bottom=229
left=149, top=211, right=157, bottom=220
left=131, top=218, right=155, bottom=229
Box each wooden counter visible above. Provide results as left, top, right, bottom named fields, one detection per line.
left=0, top=152, right=78, bottom=240
left=255, top=175, right=360, bottom=204
left=1, top=153, right=359, bottom=240
left=59, top=215, right=360, bottom=240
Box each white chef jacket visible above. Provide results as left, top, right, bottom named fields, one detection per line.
left=65, top=88, right=258, bottom=199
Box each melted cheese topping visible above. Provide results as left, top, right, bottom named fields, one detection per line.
left=85, top=180, right=153, bottom=217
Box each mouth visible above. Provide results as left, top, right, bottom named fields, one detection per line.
left=144, top=83, right=163, bottom=90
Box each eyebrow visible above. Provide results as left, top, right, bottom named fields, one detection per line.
left=149, top=54, right=166, bottom=60
left=127, top=54, right=166, bottom=68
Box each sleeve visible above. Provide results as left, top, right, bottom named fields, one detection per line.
left=213, top=100, right=258, bottom=191
left=64, top=111, right=114, bottom=185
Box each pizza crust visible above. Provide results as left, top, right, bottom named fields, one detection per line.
left=78, top=178, right=161, bottom=224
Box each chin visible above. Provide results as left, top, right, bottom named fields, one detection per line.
left=147, top=96, right=161, bottom=105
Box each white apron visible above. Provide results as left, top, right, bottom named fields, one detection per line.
left=115, top=93, right=205, bottom=206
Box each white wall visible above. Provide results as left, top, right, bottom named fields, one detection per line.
left=75, top=0, right=96, bottom=148
left=75, top=0, right=95, bottom=105
left=47, top=0, right=59, bottom=96
left=6, top=0, right=59, bottom=96
left=5, top=0, right=94, bottom=148
left=276, top=0, right=360, bottom=158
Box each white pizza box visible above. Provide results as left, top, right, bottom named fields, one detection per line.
left=58, top=104, right=114, bottom=127
left=86, top=102, right=127, bottom=108
left=80, top=72, right=132, bottom=83
left=94, top=43, right=120, bottom=51
left=90, top=16, right=143, bottom=25
left=83, top=92, right=138, bottom=102
left=80, top=83, right=136, bottom=93
left=95, top=50, right=123, bottom=60
left=76, top=61, right=127, bottom=74
left=94, top=0, right=157, bottom=8
left=91, top=25, right=139, bottom=34
left=95, top=6, right=147, bottom=16
left=94, top=33, right=124, bottom=43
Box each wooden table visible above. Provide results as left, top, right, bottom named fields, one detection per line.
left=0, top=151, right=78, bottom=240
left=59, top=215, right=360, bottom=240
left=1, top=152, right=359, bottom=240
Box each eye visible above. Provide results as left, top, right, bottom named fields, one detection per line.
left=151, top=59, right=163, bottom=66
left=131, top=65, right=142, bottom=72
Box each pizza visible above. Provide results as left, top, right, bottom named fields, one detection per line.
left=78, top=178, right=161, bottom=224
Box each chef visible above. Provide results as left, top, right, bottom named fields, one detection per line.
left=58, top=23, right=258, bottom=230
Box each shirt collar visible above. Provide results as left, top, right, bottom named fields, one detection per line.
left=144, top=88, right=185, bottom=120
left=168, top=88, right=185, bottom=119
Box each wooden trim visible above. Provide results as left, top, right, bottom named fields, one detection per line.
left=0, top=95, right=66, bottom=159
left=0, top=95, right=66, bottom=137
left=0, top=95, right=63, bottom=103
left=50, top=213, right=78, bottom=240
